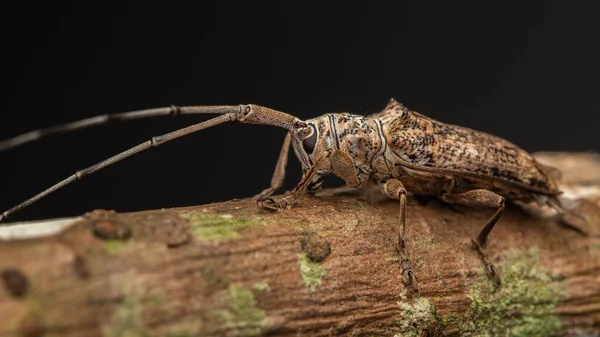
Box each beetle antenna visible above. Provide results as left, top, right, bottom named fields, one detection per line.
left=0, top=105, right=243, bottom=152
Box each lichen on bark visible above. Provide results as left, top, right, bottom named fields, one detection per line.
left=212, top=285, right=268, bottom=337
left=464, top=248, right=565, bottom=337
left=298, top=252, right=326, bottom=292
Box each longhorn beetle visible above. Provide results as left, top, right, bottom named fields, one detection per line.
left=0, top=98, right=567, bottom=292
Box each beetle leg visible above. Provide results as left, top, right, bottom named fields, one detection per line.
left=442, top=189, right=505, bottom=286
left=379, top=179, right=418, bottom=295
left=258, top=149, right=332, bottom=210
left=329, top=149, right=361, bottom=187
left=254, top=133, right=292, bottom=201
left=313, top=185, right=359, bottom=197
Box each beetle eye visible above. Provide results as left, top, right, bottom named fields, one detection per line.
left=302, top=125, right=318, bottom=154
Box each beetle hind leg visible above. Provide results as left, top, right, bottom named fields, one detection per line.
left=379, top=179, right=418, bottom=295
left=442, top=189, right=505, bottom=286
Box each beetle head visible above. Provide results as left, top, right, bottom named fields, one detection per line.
left=289, top=117, right=332, bottom=174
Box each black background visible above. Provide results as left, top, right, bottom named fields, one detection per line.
left=2, top=1, right=599, bottom=222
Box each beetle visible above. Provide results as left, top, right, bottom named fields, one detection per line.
left=0, top=98, right=567, bottom=292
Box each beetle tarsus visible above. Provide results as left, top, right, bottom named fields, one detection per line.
left=400, top=257, right=419, bottom=296
left=471, top=239, right=501, bottom=287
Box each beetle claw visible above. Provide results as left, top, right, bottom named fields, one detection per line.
left=471, top=239, right=502, bottom=287
left=257, top=197, right=278, bottom=211
left=256, top=196, right=294, bottom=211
left=400, top=258, right=419, bottom=296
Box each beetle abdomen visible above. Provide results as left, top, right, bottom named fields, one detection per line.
left=376, top=100, right=560, bottom=195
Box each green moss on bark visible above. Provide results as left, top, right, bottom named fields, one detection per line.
left=179, top=212, right=255, bottom=242
left=298, top=253, right=326, bottom=292
left=394, top=248, right=565, bottom=337
left=395, top=290, right=459, bottom=337
left=464, top=248, right=565, bottom=337
left=213, top=285, right=267, bottom=337
left=103, top=291, right=149, bottom=337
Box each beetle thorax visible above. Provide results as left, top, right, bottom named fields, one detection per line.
left=291, top=113, right=386, bottom=188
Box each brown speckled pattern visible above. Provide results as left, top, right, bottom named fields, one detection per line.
left=368, top=99, right=560, bottom=198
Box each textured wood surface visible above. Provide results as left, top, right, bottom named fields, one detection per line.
left=0, top=152, right=599, bottom=337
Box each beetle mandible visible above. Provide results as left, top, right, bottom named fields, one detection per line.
left=0, top=98, right=568, bottom=292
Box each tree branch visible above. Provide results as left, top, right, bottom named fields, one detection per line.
left=1, top=152, right=599, bottom=337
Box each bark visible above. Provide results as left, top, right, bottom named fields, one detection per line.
left=0, top=152, right=599, bottom=337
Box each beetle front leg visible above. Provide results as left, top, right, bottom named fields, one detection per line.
left=254, top=133, right=291, bottom=201
left=258, top=150, right=332, bottom=211
left=442, top=189, right=505, bottom=286
left=379, top=179, right=418, bottom=295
